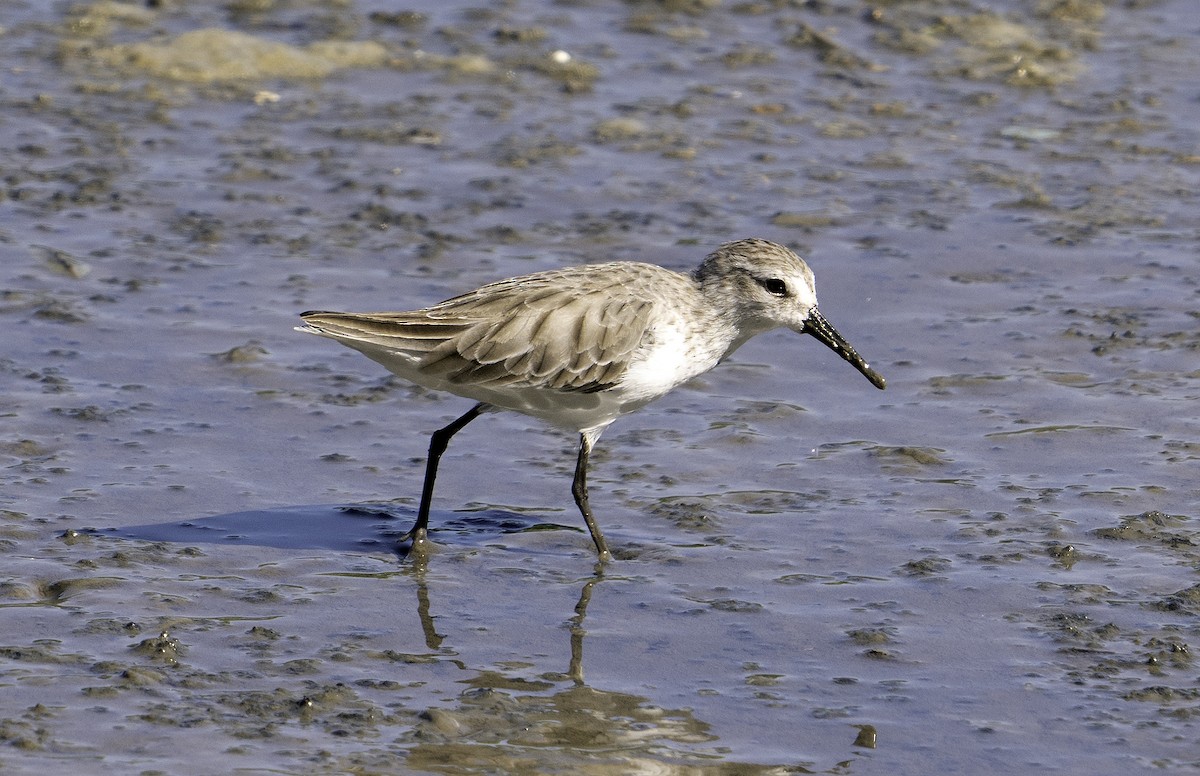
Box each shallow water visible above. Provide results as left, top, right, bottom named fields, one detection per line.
left=2, top=0, right=1198, bottom=773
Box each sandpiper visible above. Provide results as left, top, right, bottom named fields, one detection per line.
left=298, top=238, right=885, bottom=562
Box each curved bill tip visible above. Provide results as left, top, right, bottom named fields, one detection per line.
left=862, top=364, right=887, bottom=390
left=803, top=308, right=887, bottom=390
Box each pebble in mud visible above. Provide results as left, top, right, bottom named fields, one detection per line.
left=129, top=631, right=185, bottom=663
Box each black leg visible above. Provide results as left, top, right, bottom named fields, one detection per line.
left=571, top=431, right=612, bottom=562
left=401, top=403, right=486, bottom=551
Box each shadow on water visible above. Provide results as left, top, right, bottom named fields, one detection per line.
left=104, top=503, right=584, bottom=554
left=107, top=503, right=610, bottom=684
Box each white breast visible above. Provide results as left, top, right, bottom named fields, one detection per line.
left=618, top=319, right=730, bottom=407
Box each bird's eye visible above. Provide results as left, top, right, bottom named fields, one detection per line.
left=761, top=278, right=789, bottom=297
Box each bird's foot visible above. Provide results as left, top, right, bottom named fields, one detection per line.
left=398, top=525, right=434, bottom=562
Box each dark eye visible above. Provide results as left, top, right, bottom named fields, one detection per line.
left=761, top=278, right=789, bottom=297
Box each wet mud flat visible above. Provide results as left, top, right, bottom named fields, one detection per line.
left=2, top=0, right=1199, bottom=773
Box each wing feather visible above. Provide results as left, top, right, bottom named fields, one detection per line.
left=300, top=262, right=685, bottom=393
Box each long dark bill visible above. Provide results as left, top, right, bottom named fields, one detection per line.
left=803, top=308, right=887, bottom=390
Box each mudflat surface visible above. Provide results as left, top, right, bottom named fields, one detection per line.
left=2, top=1, right=1198, bottom=773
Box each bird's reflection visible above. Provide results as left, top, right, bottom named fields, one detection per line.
left=406, top=553, right=603, bottom=683
left=400, top=561, right=737, bottom=771
left=567, top=569, right=601, bottom=685
left=413, top=569, right=445, bottom=651
left=401, top=551, right=876, bottom=771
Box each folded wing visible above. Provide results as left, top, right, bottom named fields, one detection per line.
left=300, top=265, right=661, bottom=394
